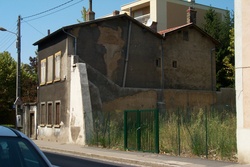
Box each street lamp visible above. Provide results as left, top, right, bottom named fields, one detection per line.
left=0, top=15, right=21, bottom=130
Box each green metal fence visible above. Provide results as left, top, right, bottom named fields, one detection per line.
left=124, top=109, right=159, bottom=153
left=159, top=106, right=236, bottom=160
left=91, top=105, right=236, bottom=161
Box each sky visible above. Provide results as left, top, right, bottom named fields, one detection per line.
left=0, top=0, right=234, bottom=64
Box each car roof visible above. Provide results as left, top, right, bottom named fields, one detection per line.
left=0, top=126, right=26, bottom=138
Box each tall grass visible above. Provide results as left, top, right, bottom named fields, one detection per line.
left=91, top=106, right=237, bottom=161
left=159, top=107, right=237, bottom=161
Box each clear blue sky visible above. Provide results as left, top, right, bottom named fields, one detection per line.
left=0, top=0, right=234, bottom=64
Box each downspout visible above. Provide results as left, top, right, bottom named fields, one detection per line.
left=62, top=28, right=77, bottom=56
left=161, top=38, right=165, bottom=90
left=157, top=36, right=166, bottom=114
left=211, top=48, right=215, bottom=91
left=122, top=20, right=132, bottom=87
left=211, top=48, right=215, bottom=106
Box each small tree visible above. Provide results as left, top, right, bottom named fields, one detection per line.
left=203, top=8, right=234, bottom=89
left=0, top=52, right=16, bottom=124
left=21, top=56, right=38, bottom=103
left=77, top=6, right=87, bottom=22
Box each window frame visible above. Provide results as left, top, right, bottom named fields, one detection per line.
left=155, top=57, right=161, bottom=68
left=54, top=51, right=61, bottom=82
left=47, top=102, right=53, bottom=127
left=172, top=60, right=178, bottom=68
left=40, top=59, right=46, bottom=86
left=47, top=55, right=54, bottom=84
left=40, top=102, right=46, bottom=126
left=54, top=101, right=61, bottom=128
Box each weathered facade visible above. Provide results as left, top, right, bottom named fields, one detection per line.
left=160, top=23, right=217, bottom=90
left=33, top=14, right=220, bottom=144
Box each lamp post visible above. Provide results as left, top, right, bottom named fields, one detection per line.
left=0, top=15, right=21, bottom=130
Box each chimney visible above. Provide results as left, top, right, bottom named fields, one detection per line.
left=86, top=0, right=95, bottom=21
left=150, top=22, right=158, bottom=32
left=113, top=10, right=120, bottom=16
left=47, top=29, right=50, bottom=35
left=187, top=7, right=197, bottom=24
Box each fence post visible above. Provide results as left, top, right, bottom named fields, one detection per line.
left=178, top=108, right=181, bottom=156
left=155, top=109, right=159, bottom=153
left=205, top=107, right=208, bottom=159
left=108, top=112, right=111, bottom=148
left=124, top=110, right=127, bottom=150
left=137, top=110, right=141, bottom=151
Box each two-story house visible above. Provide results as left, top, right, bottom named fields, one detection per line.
left=31, top=11, right=221, bottom=145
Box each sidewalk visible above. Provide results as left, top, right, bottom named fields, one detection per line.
left=33, top=140, right=250, bottom=167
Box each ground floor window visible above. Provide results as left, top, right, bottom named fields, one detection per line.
left=40, top=103, right=46, bottom=125
left=47, top=102, right=53, bottom=125
left=55, top=101, right=61, bottom=125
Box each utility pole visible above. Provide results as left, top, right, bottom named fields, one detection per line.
left=0, top=15, right=22, bottom=130
left=15, top=15, right=22, bottom=130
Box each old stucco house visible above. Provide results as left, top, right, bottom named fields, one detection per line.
left=31, top=12, right=227, bottom=145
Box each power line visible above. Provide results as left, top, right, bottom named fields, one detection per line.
left=22, top=0, right=74, bottom=19
left=24, top=0, right=84, bottom=22
left=18, top=0, right=83, bottom=43
left=0, top=23, right=17, bottom=51
left=22, top=20, right=46, bottom=36
left=4, top=39, right=16, bottom=51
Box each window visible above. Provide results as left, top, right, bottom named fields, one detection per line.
left=47, top=102, right=53, bottom=125
left=183, top=30, right=189, bottom=41
left=54, top=51, right=61, bottom=81
left=155, top=58, right=161, bottom=67
left=0, top=138, right=49, bottom=167
left=172, top=61, right=177, bottom=68
left=40, top=103, right=46, bottom=125
left=47, top=55, right=53, bottom=84
left=55, top=101, right=61, bottom=126
left=40, top=59, right=46, bottom=85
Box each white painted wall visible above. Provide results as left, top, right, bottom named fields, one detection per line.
left=69, top=56, right=93, bottom=145
left=235, top=0, right=250, bottom=164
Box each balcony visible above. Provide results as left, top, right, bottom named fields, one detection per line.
left=134, top=13, right=150, bottom=24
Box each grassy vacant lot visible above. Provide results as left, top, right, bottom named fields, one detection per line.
left=92, top=106, right=237, bottom=162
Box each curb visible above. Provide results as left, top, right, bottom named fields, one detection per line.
left=39, top=146, right=189, bottom=167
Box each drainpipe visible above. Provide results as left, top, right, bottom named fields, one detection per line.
left=122, top=20, right=132, bottom=87
left=211, top=48, right=216, bottom=106
left=62, top=28, right=77, bottom=56
left=161, top=39, right=164, bottom=90
left=211, top=48, right=215, bottom=91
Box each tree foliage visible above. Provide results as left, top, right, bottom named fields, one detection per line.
left=77, top=6, right=87, bottom=22
left=21, top=56, right=38, bottom=103
left=0, top=51, right=38, bottom=124
left=0, top=52, right=16, bottom=112
left=202, top=8, right=234, bottom=89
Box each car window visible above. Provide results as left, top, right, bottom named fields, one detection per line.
left=0, top=137, right=49, bottom=167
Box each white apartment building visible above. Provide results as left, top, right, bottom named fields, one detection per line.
left=120, top=0, right=228, bottom=31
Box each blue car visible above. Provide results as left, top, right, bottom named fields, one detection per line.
left=0, top=126, right=56, bottom=167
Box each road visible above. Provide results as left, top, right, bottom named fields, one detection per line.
left=44, top=151, right=136, bottom=167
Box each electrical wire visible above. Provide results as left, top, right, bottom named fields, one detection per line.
left=22, top=0, right=74, bottom=20
left=0, top=23, right=17, bottom=51
left=3, top=39, right=16, bottom=51
left=1, top=0, right=84, bottom=55
left=22, top=20, right=46, bottom=36
left=24, top=0, right=84, bottom=22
